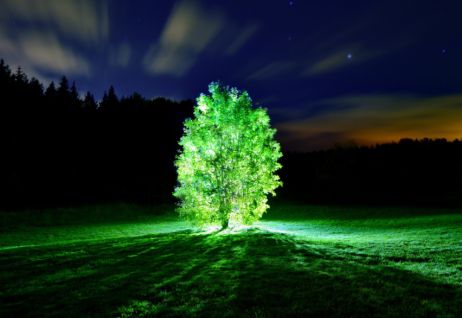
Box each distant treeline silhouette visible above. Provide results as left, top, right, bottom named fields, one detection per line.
left=279, top=139, right=462, bottom=207
left=1, top=59, right=461, bottom=209
left=0, top=59, right=193, bottom=209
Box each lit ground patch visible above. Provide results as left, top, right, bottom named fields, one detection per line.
left=0, top=204, right=461, bottom=317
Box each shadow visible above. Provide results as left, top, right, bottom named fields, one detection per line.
left=0, top=230, right=460, bottom=317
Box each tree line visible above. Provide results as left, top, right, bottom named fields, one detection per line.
left=0, top=59, right=193, bottom=209
left=279, top=138, right=462, bottom=207
left=1, top=59, right=461, bottom=209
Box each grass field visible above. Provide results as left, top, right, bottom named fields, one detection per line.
left=0, top=203, right=461, bottom=317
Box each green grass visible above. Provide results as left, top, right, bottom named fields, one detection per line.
left=0, top=203, right=461, bottom=317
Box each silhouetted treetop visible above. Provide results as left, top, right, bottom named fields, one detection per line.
left=100, top=85, right=119, bottom=112
left=13, top=67, right=28, bottom=85
left=58, top=76, right=69, bottom=96
left=83, top=92, right=97, bottom=112
left=45, top=81, right=56, bottom=97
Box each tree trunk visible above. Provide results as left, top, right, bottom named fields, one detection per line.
left=221, top=218, right=229, bottom=230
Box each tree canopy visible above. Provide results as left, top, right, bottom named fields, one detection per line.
left=174, top=82, right=283, bottom=229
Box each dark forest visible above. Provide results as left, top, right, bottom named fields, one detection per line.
left=1, top=59, right=462, bottom=210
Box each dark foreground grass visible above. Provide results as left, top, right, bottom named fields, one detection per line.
left=0, top=203, right=461, bottom=317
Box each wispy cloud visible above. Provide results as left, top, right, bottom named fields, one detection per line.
left=109, top=43, right=132, bottom=68
left=225, top=23, right=259, bottom=56
left=277, top=94, right=462, bottom=151
left=0, top=30, right=91, bottom=83
left=246, top=61, right=296, bottom=81
left=243, top=7, right=412, bottom=81
left=19, top=31, right=91, bottom=76
left=303, top=51, right=352, bottom=76
left=245, top=43, right=383, bottom=81
left=0, top=0, right=109, bottom=44
left=143, top=0, right=259, bottom=77
left=0, top=0, right=108, bottom=80
left=0, top=30, right=15, bottom=54
left=143, top=0, right=224, bottom=77
left=303, top=43, right=389, bottom=77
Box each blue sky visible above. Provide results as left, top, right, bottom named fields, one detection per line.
left=0, top=0, right=461, bottom=150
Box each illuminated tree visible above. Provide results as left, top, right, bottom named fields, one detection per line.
left=174, top=82, right=282, bottom=229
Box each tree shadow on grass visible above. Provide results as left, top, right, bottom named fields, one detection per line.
left=0, top=229, right=460, bottom=317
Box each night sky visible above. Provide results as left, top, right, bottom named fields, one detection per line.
left=0, top=0, right=461, bottom=151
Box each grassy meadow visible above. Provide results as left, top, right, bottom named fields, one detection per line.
left=0, top=203, right=461, bottom=317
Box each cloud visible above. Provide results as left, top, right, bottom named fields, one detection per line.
left=143, top=0, right=224, bottom=77
left=0, top=30, right=91, bottom=80
left=19, top=31, right=91, bottom=76
left=277, top=94, right=462, bottom=151
left=143, top=0, right=259, bottom=77
left=303, top=44, right=382, bottom=76
left=304, top=51, right=352, bottom=76
left=225, top=23, right=259, bottom=56
left=0, top=1, right=104, bottom=80
left=0, top=30, right=15, bottom=54
left=0, top=0, right=109, bottom=44
left=109, top=43, right=132, bottom=68
left=245, top=43, right=383, bottom=81
left=246, top=61, right=296, bottom=81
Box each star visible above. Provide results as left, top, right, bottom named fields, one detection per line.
left=289, top=1, right=294, bottom=6
left=347, top=53, right=353, bottom=60
left=442, top=48, right=447, bottom=54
